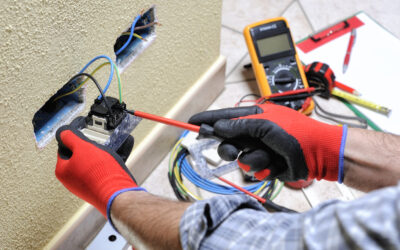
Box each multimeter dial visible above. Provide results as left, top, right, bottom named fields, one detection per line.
left=270, top=65, right=299, bottom=91
left=264, top=57, right=305, bottom=109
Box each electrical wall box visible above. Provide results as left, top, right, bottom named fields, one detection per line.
left=32, top=76, right=86, bottom=148
left=114, top=6, right=157, bottom=72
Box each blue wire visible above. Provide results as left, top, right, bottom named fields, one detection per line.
left=181, top=156, right=266, bottom=194
left=79, top=55, right=114, bottom=99
left=178, top=152, right=267, bottom=195
left=180, top=130, right=190, bottom=139
left=115, top=15, right=141, bottom=56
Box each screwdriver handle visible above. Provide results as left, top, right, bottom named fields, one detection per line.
left=198, top=124, right=219, bottom=139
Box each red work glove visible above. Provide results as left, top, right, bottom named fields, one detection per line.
left=189, top=103, right=347, bottom=182
left=55, top=125, right=145, bottom=221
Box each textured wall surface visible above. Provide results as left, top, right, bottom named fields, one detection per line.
left=0, top=1, right=222, bottom=249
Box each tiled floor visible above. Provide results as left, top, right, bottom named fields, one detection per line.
left=142, top=1, right=400, bottom=210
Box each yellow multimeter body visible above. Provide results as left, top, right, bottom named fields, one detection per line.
left=244, top=17, right=314, bottom=114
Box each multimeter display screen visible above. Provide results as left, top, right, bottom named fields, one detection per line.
left=256, top=33, right=291, bottom=57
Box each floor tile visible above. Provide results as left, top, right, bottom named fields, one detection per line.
left=335, top=183, right=357, bottom=201
left=282, top=1, right=313, bottom=41
left=222, top=0, right=294, bottom=32
left=274, top=186, right=312, bottom=212
left=209, top=80, right=260, bottom=110
left=299, top=0, right=400, bottom=37
left=220, top=27, right=248, bottom=76
left=141, top=149, right=178, bottom=200
left=302, top=180, right=345, bottom=207
left=225, top=54, right=254, bottom=83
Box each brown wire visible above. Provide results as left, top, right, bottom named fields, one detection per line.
left=134, top=22, right=160, bottom=31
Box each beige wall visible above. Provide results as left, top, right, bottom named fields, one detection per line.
left=0, top=1, right=222, bottom=249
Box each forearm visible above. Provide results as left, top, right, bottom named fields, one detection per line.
left=343, top=128, right=400, bottom=191
left=111, top=191, right=191, bottom=250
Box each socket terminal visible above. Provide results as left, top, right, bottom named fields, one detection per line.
left=86, top=97, right=127, bottom=130
left=80, top=96, right=141, bottom=150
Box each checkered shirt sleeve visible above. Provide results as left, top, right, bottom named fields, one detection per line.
left=180, top=183, right=400, bottom=250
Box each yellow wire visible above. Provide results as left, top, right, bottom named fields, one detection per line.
left=171, top=141, right=202, bottom=200
left=174, top=158, right=202, bottom=200
left=53, top=62, right=110, bottom=103
left=121, top=32, right=146, bottom=41
left=170, top=138, right=200, bottom=199
left=169, top=138, right=184, bottom=172
left=254, top=181, right=268, bottom=195
left=169, top=138, right=190, bottom=196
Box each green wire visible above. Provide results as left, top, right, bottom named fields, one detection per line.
left=112, top=62, right=122, bottom=103
left=339, top=97, right=383, bottom=132
left=270, top=181, right=284, bottom=200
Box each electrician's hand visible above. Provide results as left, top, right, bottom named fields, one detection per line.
left=189, top=103, right=347, bottom=182
left=55, top=125, right=145, bottom=219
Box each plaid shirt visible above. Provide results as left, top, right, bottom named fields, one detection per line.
left=180, top=183, right=400, bottom=250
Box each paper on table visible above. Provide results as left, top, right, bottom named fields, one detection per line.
left=297, top=12, right=400, bottom=135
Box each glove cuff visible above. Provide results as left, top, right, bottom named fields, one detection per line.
left=106, top=187, right=147, bottom=232
left=338, top=125, right=348, bottom=183
left=306, top=124, right=347, bottom=181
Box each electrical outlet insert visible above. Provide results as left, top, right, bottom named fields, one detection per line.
left=114, top=6, right=157, bottom=72
left=32, top=76, right=86, bottom=148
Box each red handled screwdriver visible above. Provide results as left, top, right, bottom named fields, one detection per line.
left=126, top=109, right=200, bottom=133
left=125, top=109, right=268, bottom=203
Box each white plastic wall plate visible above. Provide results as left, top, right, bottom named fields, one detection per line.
left=86, top=222, right=128, bottom=250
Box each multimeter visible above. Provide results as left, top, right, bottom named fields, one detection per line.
left=244, top=17, right=314, bottom=114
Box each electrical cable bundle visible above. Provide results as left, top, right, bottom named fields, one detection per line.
left=53, top=55, right=122, bottom=104
left=168, top=131, right=286, bottom=208
left=54, top=19, right=161, bottom=104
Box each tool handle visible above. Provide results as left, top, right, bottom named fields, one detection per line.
left=334, top=81, right=359, bottom=95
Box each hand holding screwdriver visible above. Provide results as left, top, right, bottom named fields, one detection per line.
left=189, top=103, right=348, bottom=182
